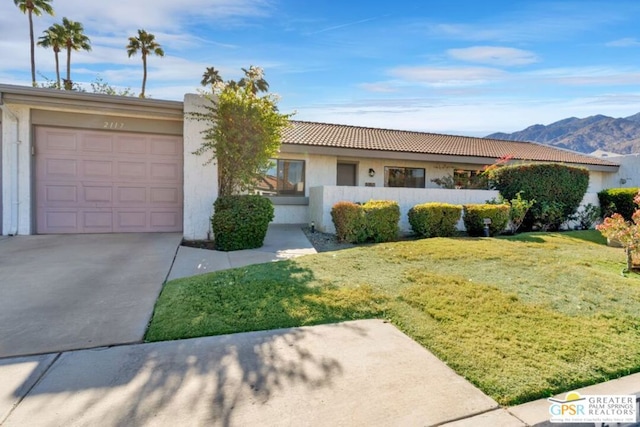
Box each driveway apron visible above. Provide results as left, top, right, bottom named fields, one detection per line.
left=0, top=233, right=181, bottom=358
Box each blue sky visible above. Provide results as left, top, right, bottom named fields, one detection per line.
left=1, top=0, right=640, bottom=136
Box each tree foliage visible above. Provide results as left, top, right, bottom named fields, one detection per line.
left=192, top=66, right=292, bottom=196
left=60, top=17, right=91, bottom=90
left=487, top=163, right=589, bottom=230
left=126, top=29, right=164, bottom=98
left=14, top=0, right=55, bottom=87
left=38, top=23, right=65, bottom=88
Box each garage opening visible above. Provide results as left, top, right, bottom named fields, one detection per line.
left=35, top=126, right=183, bottom=233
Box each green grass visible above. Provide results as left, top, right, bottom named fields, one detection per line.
left=146, top=230, right=640, bottom=405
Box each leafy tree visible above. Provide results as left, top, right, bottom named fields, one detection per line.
left=126, top=29, right=164, bottom=98
left=60, top=17, right=91, bottom=90
left=192, top=66, right=292, bottom=196
left=37, top=23, right=65, bottom=88
left=13, top=0, right=55, bottom=87
left=238, top=65, right=269, bottom=95
left=201, top=66, right=223, bottom=90
left=90, top=76, right=135, bottom=96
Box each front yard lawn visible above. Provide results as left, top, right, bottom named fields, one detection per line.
left=145, top=230, right=640, bottom=405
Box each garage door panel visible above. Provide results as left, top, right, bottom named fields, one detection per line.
left=150, top=162, right=180, bottom=180
left=82, top=134, right=114, bottom=153
left=150, top=187, right=180, bottom=203
left=117, top=136, right=147, bottom=154
left=46, top=185, right=78, bottom=203
left=45, top=158, right=78, bottom=178
left=117, top=161, right=147, bottom=180
left=84, top=186, right=113, bottom=203
left=83, top=160, right=113, bottom=179
left=83, top=211, right=113, bottom=231
left=117, top=187, right=147, bottom=204
left=36, top=126, right=183, bottom=234
left=41, top=130, right=78, bottom=152
left=150, top=211, right=181, bottom=229
left=150, top=138, right=181, bottom=156
left=43, top=210, right=79, bottom=231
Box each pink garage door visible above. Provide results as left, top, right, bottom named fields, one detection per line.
left=36, top=127, right=183, bottom=233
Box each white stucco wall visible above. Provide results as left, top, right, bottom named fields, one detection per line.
left=601, top=154, right=640, bottom=190
left=183, top=94, right=218, bottom=240
left=1, top=104, right=32, bottom=235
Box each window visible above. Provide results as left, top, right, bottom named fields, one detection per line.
left=255, top=159, right=305, bottom=196
left=384, top=167, right=425, bottom=188
left=453, top=169, right=488, bottom=189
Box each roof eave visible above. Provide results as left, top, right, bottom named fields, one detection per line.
left=280, top=143, right=620, bottom=173
left=0, top=83, right=184, bottom=120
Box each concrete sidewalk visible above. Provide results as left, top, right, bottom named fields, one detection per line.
left=2, top=319, right=638, bottom=426
left=168, top=224, right=316, bottom=280
left=1, top=320, right=499, bottom=426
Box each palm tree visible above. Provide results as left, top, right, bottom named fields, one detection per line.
left=37, top=23, right=65, bottom=89
left=239, top=65, right=269, bottom=95
left=201, top=66, right=223, bottom=90
left=60, top=17, right=91, bottom=90
left=126, top=29, right=164, bottom=98
left=13, top=0, right=55, bottom=87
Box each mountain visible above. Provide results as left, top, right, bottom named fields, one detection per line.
left=486, top=113, right=640, bottom=154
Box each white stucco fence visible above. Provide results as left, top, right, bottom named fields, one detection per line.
left=309, top=186, right=601, bottom=234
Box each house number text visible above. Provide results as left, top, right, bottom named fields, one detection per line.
left=103, top=121, right=125, bottom=129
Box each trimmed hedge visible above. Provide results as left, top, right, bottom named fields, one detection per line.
left=489, top=163, right=589, bottom=230
left=463, top=204, right=510, bottom=237
left=408, top=202, right=462, bottom=238
left=331, top=201, right=366, bottom=243
left=330, top=200, right=400, bottom=243
left=362, top=200, right=400, bottom=243
left=212, top=195, right=274, bottom=251
left=598, top=188, right=640, bottom=220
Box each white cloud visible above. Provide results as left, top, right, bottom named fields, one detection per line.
left=359, top=82, right=398, bottom=93
left=605, top=38, right=640, bottom=47
left=447, top=46, right=538, bottom=66
left=389, top=66, right=506, bottom=87
left=528, top=67, right=640, bottom=86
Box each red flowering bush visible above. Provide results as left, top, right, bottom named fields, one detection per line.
left=596, top=191, right=640, bottom=272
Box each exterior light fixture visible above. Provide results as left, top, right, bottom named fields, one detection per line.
left=368, top=168, right=375, bottom=177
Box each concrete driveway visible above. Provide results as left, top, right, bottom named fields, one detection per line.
left=0, top=233, right=182, bottom=358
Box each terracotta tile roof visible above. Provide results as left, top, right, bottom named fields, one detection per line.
left=282, top=120, right=617, bottom=167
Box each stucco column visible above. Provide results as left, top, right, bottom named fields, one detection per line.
left=183, top=94, right=218, bottom=240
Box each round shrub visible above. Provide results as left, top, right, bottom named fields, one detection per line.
left=212, top=195, right=274, bottom=251
left=331, top=201, right=366, bottom=243
left=408, top=203, right=462, bottom=238
left=463, top=204, right=510, bottom=236
left=488, top=163, right=589, bottom=230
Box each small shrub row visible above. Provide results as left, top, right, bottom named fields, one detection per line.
left=598, top=188, right=640, bottom=220
left=331, top=200, right=400, bottom=243
left=212, top=195, right=274, bottom=251
left=408, top=203, right=461, bottom=237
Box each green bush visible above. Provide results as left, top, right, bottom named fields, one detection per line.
left=408, top=203, right=462, bottom=238
left=331, top=200, right=400, bottom=243
left=212, top=195, right=274, bottom=251
left=598, top=188, right=640, bottom=220
left=362, top=200, right=400, bottom=243
left=488, top=163, right=589, bottom=230
left=331, top=201, right=366, bottom=243
left=463, top=204, right=510, bottom=236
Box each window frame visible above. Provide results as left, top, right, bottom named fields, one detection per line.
left=256, top=158, right=306, bottom=197
left=384, top=166, right=426, bottom=188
